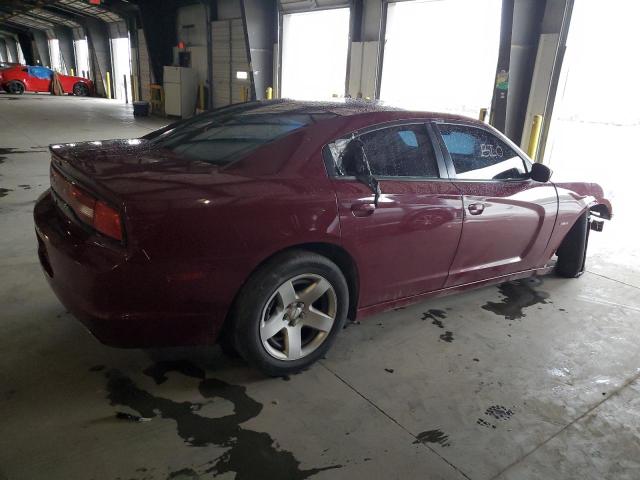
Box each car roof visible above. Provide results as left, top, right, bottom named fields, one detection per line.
left=248, top=99, right=479, bottom=125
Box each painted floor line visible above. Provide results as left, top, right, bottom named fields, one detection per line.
left=319, top=362, right=472, bottom=480
left=576, top=294, right=640, bottom=313
left=488, top=368, right=640, bottom=480
left=585, top=270, right=640, bottom=291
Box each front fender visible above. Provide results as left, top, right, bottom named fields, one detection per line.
left=553, top=182, right=612, bottom=219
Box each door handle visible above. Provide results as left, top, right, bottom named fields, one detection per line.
left=351, top=202, right=376, bottom=217
left=468, top=203, right=485, bottom=215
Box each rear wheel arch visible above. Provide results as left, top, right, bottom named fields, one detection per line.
left=292, top=242, right=360, bottom=320
left=221, top=242, right=360, bottom=338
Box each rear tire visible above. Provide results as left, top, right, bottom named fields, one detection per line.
left=556, top=211, right=590, bottom=278
left=7, top=81, right=25, bottom=95
left=73, top=82, right=89, bottom=96
left=229, top=250, right=349, bottom=377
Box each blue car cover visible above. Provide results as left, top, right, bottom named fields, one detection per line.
left=27, top=66, right=53, bottom=79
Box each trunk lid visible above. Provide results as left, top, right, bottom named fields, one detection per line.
left=49, top=139, right=245, bottom=205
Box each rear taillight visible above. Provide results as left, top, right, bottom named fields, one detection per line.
left=94, top=201, right=123, bottom=240
left=51, top=167, right=123, bottom=241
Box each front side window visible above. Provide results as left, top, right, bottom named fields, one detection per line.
left=438, top=124, right=529, bottom=180
left=327, top=124, right=439, bottom=178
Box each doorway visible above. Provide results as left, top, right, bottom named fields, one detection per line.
left=380, top=0, right=502, bottom=116
left=543, top=0, right=640, bottom=279
left=74, top=38, right=90, bottom=79
left=110, top=37, right=132, bottom=102
left=48, top=38, right=64, bottom=73
left=281, top=8, right=351, bottom=101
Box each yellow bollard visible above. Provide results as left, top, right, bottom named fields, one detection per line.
left=106, top=71, right=112, bottom=99
left=199, top=83, right=205, bottom=110
left=266, top=86, right=273, bottom=100
left=527, top=114, right=544, bottom=161
left=131, top=74, right=138, bottom=102
left=70, top=68, right=75, bottom=77
left=479, top=108, right=488, bottom=122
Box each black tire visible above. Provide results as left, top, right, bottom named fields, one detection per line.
left=217, top=325, right=241, bottom=358
left=229, top=250, right=349, bottom=377
left=73, top=82, right=89, bottom=96
left=7, top=81, right=25, bottom=95
left=556, top=211, right=590, bottom=278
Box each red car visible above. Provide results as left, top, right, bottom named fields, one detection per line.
left=0, top=65, right=93, bottom=96
left=34, top=100, right=612, bottom=376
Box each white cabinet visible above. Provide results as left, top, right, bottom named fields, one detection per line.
left=163, top=66, right=198, bottom=118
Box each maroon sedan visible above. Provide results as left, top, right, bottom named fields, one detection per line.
left=34, top=100, right=611, bottom=376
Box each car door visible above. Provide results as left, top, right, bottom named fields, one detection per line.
left=327, top=122, right=463, bottom=308
left=433, top=122, right=558, bottom=287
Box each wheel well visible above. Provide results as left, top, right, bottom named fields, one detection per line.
left=590, top=203, right=611, bottom=220
left=224, top=242, right=360, bottom=333
left=292, top=242, right=360, bottom=319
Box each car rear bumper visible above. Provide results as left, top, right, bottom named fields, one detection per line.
left=34, top=190, right=220, bottom=348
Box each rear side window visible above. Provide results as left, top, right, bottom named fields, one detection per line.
left=146, top=103, right=336, bottom=165
left=327, top=124, right=439, bottom=178
left=438, top=124, right=529, bottom=180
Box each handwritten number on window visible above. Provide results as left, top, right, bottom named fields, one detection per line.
left=480, top=144, right=503, bottom=158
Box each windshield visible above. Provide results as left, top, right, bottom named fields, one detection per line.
left=145, top=102, right=336, bottom=165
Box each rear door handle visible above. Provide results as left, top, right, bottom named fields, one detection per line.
left=351, top=202, right=376, bottom=217
left=468, top=203, right=485, bottom=215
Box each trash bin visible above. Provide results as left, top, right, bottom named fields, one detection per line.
left=133, top=101, right=150, bottom=117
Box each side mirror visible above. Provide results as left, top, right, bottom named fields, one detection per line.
left=530, top=163, right=552, bottom=183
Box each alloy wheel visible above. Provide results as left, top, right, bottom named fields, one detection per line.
left=260, top=273, right=337, bottom=361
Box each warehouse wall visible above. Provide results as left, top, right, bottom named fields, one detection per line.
left=521, top=0, right=573, bottom=158
left=218, top=0, right=243, bottom=19
left=243, top=0, right=277, bottom=99
left=0, top=38, right=8, bottom=62
left=32, top=30, right=51, bottom=67
left=361, top=0, right=383, bottom=41
left=54, top=26, right=75, bottom=75
left=174, top=3, right=209, bottom=87
left=136, top=27, right=154, bottom=101
left=4, top=35, right=19, bottom=63
left=83, top=16, right=113, bottom=97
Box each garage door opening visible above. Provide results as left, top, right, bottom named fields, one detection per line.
left=48, top=38, right=64, bottom=73
left=281, top=8, right=350, bottom=101
left=110, top=37, right=132, bottom=102
left=74, top=38, right=90, bottom=79
left=543, top=0, right=640, bottom=274
left=380, top=0, right=502, bottom=117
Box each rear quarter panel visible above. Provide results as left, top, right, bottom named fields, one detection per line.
left=60, top=75, right=90, bottom=93
left=123, top=128, right=343, bottom=332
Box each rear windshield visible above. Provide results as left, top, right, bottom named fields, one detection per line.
left=145, top=102, right=336, bottom=165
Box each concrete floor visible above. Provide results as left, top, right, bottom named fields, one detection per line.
left=1, top=93, right=639, bottom=480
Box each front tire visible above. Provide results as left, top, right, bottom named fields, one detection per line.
left=73, top=82, right=90, bottom=96
left=556, top=211, right=590, bottom=278
left=230, top=250, right=349, bottom=376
